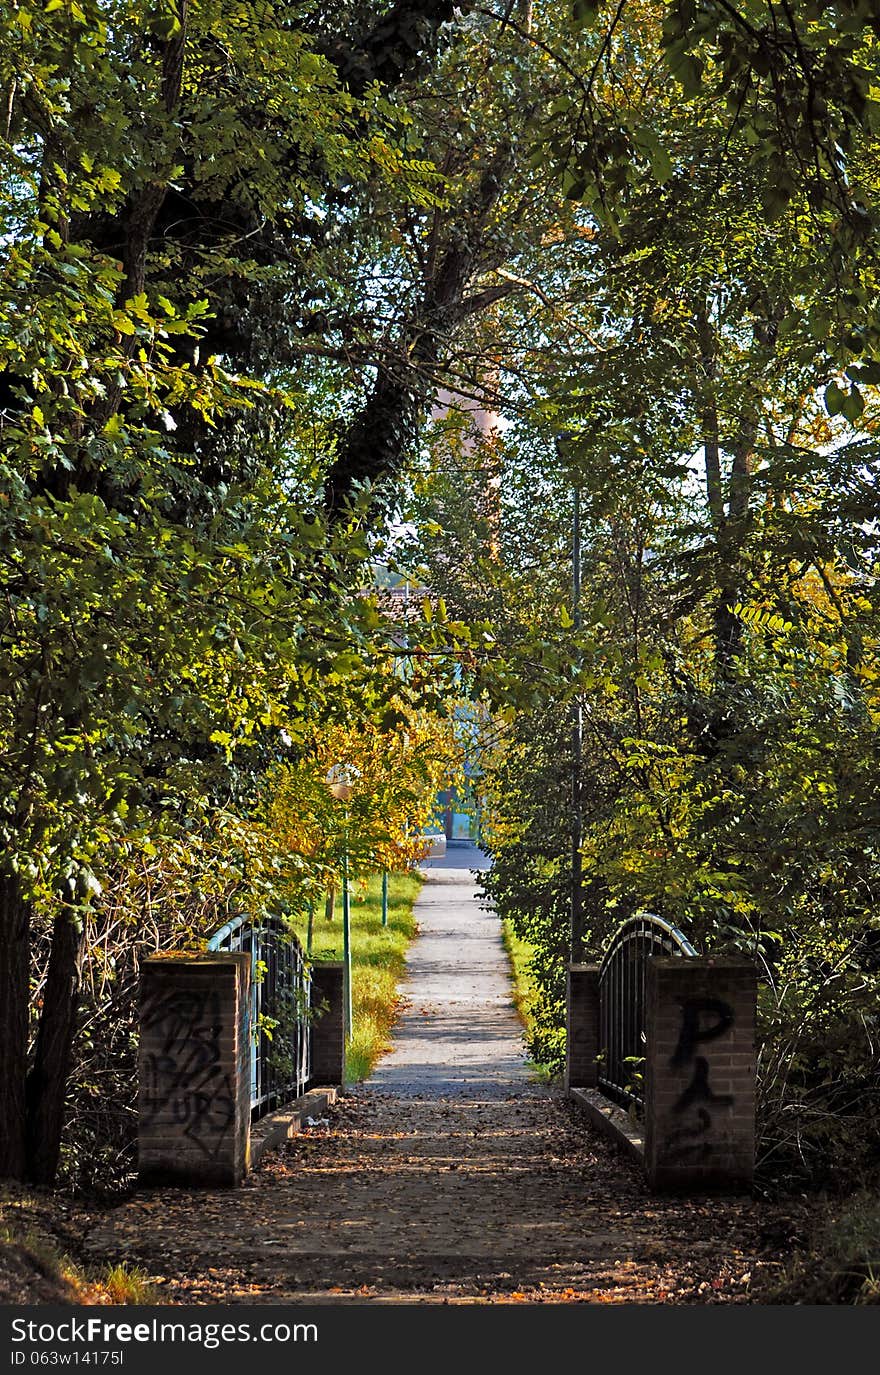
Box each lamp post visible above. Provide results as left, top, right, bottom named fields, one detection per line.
left=556, top=433, right=586, bottom=966
left=570, top=480, right=585, bottom=965
left=325, top=765, right=355, bottom=1041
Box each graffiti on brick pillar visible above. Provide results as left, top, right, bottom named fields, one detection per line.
left=141, top=985, right=237, bottom=1159
left=663, top=996, right=734, bottom=1163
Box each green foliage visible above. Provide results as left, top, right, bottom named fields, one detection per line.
left=501, top=919, right=558, bottom=1081
left=405, top=8, right=880, bottom=1183
left=0, top=0, right=438, bottom=911
left=770, top=1194, right=880, bottom=1303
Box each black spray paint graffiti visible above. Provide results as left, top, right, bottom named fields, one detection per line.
left=141, top=985, right=237, bottom=1160
left=663, top=996, right=734, bottom=1163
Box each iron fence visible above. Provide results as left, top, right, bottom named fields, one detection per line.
left=598, top=913, right=697, bottom=1110
left=208, top=913, right=311, bottom=1120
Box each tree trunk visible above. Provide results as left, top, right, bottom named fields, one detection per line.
left=0, top=870, right=32, bottom=1180
left=714, top=426, right=757, bottom=677
left=324, top=151, right=512, bottom=514
left=25, top=907, right=84, bottom=1186
left=713, top=570, right=746, bottom=674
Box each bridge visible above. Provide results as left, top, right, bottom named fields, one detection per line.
left=81, top=846, right=768, bottom=1303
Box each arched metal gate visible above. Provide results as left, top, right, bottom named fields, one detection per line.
left=598, top=913, right=697, bottom=1109
left=208, top=913, right=311, bottom=1119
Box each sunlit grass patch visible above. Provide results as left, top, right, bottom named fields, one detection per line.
left=100, top=1262, right=159, bottom=1304
left=295, top=870, right=421, bottom=1083
left=501, top=918, right=554, bottom=1083
left=0, top=1190, right=161, bottom=1304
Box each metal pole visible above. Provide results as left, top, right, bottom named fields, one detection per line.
left=381, top=869, right=388, bottom=927
left=571, top=481, right=585, bottom=964
left=342, top=814, right=352, bottom=1041
left=306, top=900, right=314, bottom=955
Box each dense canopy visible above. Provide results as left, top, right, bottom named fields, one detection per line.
left=3, top=0, right=880, bottom=1194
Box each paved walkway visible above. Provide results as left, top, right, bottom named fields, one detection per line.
left=365, top=845, right=535, bottom=1099
left=78, top=854, right=796, bottom=1303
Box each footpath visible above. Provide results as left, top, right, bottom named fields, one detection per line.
left=81, top=848, right=796, bottom=1303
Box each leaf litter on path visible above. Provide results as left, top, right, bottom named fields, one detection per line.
left=79, top=1091, right=800, bottom=1304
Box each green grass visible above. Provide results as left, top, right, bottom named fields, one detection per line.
left=767, top=1192, right=880, bottom=1304
left=501, top=919, right=540, bottom=1029
left=500, top=918, right=554, bottom=1082
left=100, top=1263, right=159, bottom=1304
left=0, top=1191, right=161, bottom=1304
left=293, top=871, right=422, bottom=1084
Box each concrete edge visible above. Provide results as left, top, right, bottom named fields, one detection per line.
left=250, top=1086, right=339, bottom=1168
left=569, top=1086, right=645, bottom=1167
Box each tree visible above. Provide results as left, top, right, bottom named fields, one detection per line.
left=402, top=5, right=880, bottom=1177
left=0, top=0, right=462, bottom=1180
left=264, top=706, right=460, bottom=896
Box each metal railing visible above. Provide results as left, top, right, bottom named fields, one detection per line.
left=598, top=913, right=697, bottom=1111
left=208, top=913, right=311, bottom=1120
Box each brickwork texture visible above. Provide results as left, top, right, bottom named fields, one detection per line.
left=644, top=957, right=756, bottom=1191
left=138, top=952, right=251, bottom=1187
left=310, top=960, right=346, bottom=1086
left=565, top=964, right=600, bottom=1091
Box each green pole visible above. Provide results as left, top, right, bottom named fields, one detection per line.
left=342, top=826, right=352, bottom=1041
left=381, top=869, right=388, bottom=927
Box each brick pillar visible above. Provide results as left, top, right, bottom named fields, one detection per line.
left=645, top=957, right=756, bottom=1191
left=566, top=963, right=600, bottom=1090
left=310, top=961, right=346, bottom=1085
left=138, top=952, right=251, bottom=1187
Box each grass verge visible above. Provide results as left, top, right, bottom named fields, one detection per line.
left=500, top=918, right=554, bottom=1083
left=0, top=1191, right=159, bottom=1304
left=501, top=919, right=540, bottom=1030
left=766, top=1192, right=880, bottom=1303
left=294, top=870, right=422, bottom=1083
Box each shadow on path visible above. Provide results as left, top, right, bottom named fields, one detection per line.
left=79, top=849, right=797, bottom=1303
